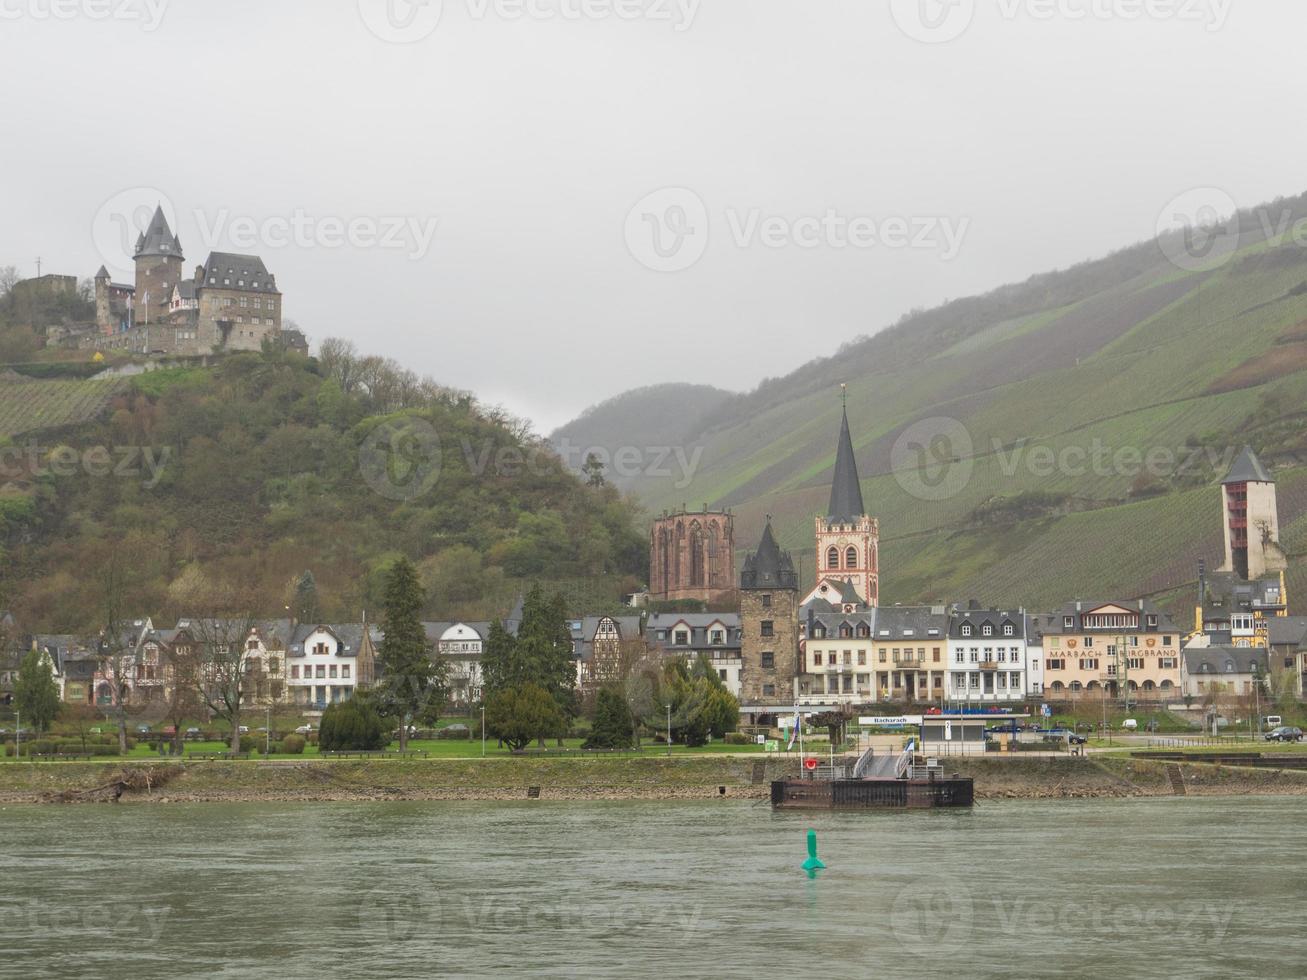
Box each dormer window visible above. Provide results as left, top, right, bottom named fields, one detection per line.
left=961, top=624, right=972, bottom=637
left=982, top=624, right=993, bottom=637
left=1003, top=624, right=1015, bottom=637
left=1064, top=616, right=1074, bottom=629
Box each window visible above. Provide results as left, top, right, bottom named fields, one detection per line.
left=342, top=665, right=350, bottom=679
left=1079, top=658, right=1098, bottom=671
left=316, top=665, right=326, bottom=678
left=1163, top=636, right=1173, bottom=646
left=1004, top=624, right=1015, bottom=637
left=932, top=647, right=941, bottom=662
left=1128, top=657, right=1144, bottom=670
left=878, top=650, right=886, bottom=663
left=813, top=652, right=823, bottom=668
left=842, top=651, right=852, bottom=666
left=1009, top=671, right=1021, bottom=687
left=762, top=684, right=776, bottom=697
left=827, top=653, right=837, bottom=666
left=329, top=665, right=338, bottom=679
left=857, top=651, right=866, bottom=666
left=674, top=630, right=689, bottom=645
left=827, top=547, right=840, bottom=569
left=761, top=652, right=775, bottom=669
left=761, top=594, right=772, bottom=609
left=710, top=630, right=724, bottom=645
left=845, top=547, right=858, bottom=568
left=961, top=624, right=972, bottom=637
left=760, top=621, right=774, bottom=638
left=1047, top=658, right=1064, bottom=671
left=982, top=624, right=993, bottom=637
left=291, top=665, right=299, bottom=679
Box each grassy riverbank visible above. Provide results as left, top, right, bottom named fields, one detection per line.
left=3, top=754, right=1306, bottom=804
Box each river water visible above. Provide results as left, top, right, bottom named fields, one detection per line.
left=0, top=796, right=1303, bottom=979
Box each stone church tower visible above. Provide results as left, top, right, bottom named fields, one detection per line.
left=1220, top=446, right=1286, bottom=580
left=649, top=508, right=736, bottom=604
left=133, top=205, right=184, bottom=326
left=739, top=518, right=799, bottom=706
left=812, top=392, right=879, bottom=606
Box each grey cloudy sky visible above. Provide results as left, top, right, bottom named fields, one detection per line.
left=3, top=0, right=1305, bottom=431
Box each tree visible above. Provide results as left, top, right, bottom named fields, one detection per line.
left=319, top=696, right=389, bottom=751
left=14, top=647, right=59, bottom=733
left=582, top=452, right=606, bottom=488
left=293, top=570, right=319, bottom=624
left=163, top=640, right=205, bottom=755
left=584, top=687, right=634, bottom=749
left=374, top=557, right=446, bottom=751
left=485, top=684, right=565, bottom=752
left=514, top=586, right=576, bottom=716
left=92, top=559, right=137, bottom=754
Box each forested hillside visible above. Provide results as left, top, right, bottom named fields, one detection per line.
left=0, top=346, right=646, bottom=631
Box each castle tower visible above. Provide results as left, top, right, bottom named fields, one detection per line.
left=133, top=205, right=184, bottom=326
left=94, top=265, right=112, bottom=335
left=739, top=518, right=799, bottom=706
left=813, top=390, right=879, bottom=605
left=1220, top=446, right=1285, bottom=581
left=649, top=508, right=736, bottom=604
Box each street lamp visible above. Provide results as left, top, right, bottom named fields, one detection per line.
left=665, top=704, right=672, bottom=757
left=481, top=705, right=486, bottom=758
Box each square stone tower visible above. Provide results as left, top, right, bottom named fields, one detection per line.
left=1220, top=446, right=1285, bottom=580
left=739, top=519, right=799, bottom=705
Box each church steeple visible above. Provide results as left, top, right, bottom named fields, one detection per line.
left=827, top=388, right=866, bottom=523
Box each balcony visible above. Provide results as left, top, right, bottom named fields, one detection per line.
left=893, top=656, right=925, bottom=667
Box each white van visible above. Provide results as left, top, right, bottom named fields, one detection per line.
left=1121, top=718, right=1138, bottom=731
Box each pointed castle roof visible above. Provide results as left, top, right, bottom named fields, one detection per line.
left=1223, top=446, right=1273, bottom=485
left=741, top=518, right=798, bottom=590
left=827, top=399, right=866, bottom=522
left=134, top=205, right=183, bottom=260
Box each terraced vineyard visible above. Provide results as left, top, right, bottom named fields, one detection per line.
left=0, top=377, right=127, bottom=439
left=559, top=189, right=1307, bottom=615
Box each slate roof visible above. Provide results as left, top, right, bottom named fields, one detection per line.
left=647, top=613, right=740, bottom=651
left=1267, top=616, right=1307, bottom=648
left=134, top=205, right=183, bottom=259
left=807, top=610, right=874, bottom=639
left=570, top=615, right=643, bottom=663
left=1223, top=446, right=1273, bottom=485
left=949, top=607, right=1026, bottom=640
left=1183, top=645, right=1269, bottom=676
left=827, top=405, right=866, bottom=522
left=1202, top=572, right=1285, bottom=617
left=288, top=623, right=381, bottom=659
left=200, top=252, right=280, bottom=293
left=741, top=520, right=798, bottom=590
left=872, top=606, right=949, bottom=641
left=1044, top=600, right=1180, bottom=635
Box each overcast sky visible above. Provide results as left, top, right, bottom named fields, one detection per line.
left=4, top=0, right=1306, bottom=431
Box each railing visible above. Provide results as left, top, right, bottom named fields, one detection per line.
left=894, top=740, right=914, bottom=779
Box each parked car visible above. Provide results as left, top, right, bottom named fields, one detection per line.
left=1264, top=726, right=1304, bottom=743
left=185, top=727, right=202, bottom=739
left=136, top=724, right=152, bottom=734
left=237, top=726, right=249, bottom=735
left=295, top=724, right=315, bottom=735
left=1066, top=733, right=1088, bottom=745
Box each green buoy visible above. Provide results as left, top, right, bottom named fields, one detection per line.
left=802, top=828, right=826, bottom=873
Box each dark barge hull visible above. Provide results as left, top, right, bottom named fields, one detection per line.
left=770, top=777, right=974, bottom=809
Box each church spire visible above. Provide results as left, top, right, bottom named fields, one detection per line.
left=827, top=388, right=865, bottom=523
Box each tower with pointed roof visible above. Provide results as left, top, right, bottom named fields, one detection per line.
left=739, top=518, right=800, bottom=707
left=1220, top=445, right=1285, bottom=581
left=133, top=205, right=185, bottom=327
left=811, top=388, right=879, bottom=607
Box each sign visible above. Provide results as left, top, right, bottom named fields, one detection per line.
left=944, top=720, right=953, bottom=741
left=804, top=757, right=818, bottom=771
left=764, top=740, right=779, bottom=753
left=1041, top=704, right=1052, bottom=718
left=858, top=715, right=924, bottom=727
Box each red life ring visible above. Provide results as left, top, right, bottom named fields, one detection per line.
left=804, top=757, right=818, bottom=771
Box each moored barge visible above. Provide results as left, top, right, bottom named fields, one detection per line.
left=770, top=741, right=974, bottom=809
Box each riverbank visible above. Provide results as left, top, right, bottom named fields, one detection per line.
left=2, top=754, right=1306, bottom=804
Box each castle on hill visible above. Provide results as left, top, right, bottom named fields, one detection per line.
left=88, top=205, right=301, bottom=356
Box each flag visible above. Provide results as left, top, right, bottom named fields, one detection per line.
left=786, top=712, right=801, bottom=751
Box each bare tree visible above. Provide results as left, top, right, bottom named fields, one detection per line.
left=91, top=560, right=137, bottom=755
left=0, top=265, right=19, bottom=299
left=163, top=639, right=205, bottom=754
